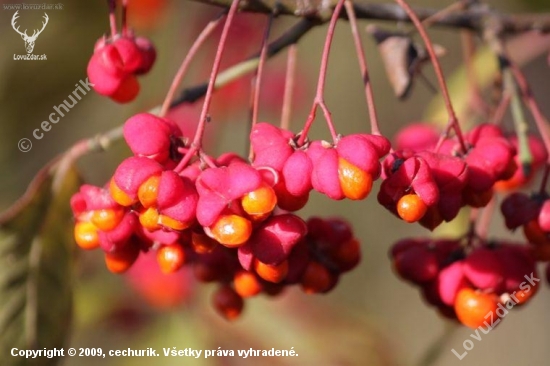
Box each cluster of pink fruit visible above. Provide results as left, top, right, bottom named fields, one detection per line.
left=379, top=123, right=546, bottom=229
left=71, top=113, right=369, bottom=319
left=384, top=121, right=550, bottom=328
left=75, top=97, right=550, bottom=323
left=87, top=33, right=156, bottom=103
left=391, top=237, right=540, bottom=328
left=502, top=191, right=550, bottom=261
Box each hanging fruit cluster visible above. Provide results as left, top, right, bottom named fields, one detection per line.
left=87, top=0, right=156, bottom=103
left=385, top=119, right=549, bottom=328
left=391, top=237, right=540, bottom=328
left=381, top=123, right=546, bottom=229
left=71, top=113, right=369, bottom=319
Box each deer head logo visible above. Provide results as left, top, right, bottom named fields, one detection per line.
left=11, top=11, right=49, bottom=54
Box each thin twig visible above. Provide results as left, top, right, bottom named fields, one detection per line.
left=122, top=0, right=128, bottom=35
left=490, top=93, right=511, bottom=125
left=175, top=0, right=241, bottom=173
left=394, top=0, right=466, bottom=153
left=188, top=0, right=550, bottom=34
left=297, top=0, right=346, bottom=146
left=475, top=194, right=495, bottom=240
left=504, top=68, right=532, bottom=178
left=511, top=63, right=550, bottom=166
left=160, top=13, right=225, bottom=117
left=108, top=0, right=117, bottom=37
left=461, top=29, right=490, bottom=117
left=485, top=29, right=550, bottom=191
left=540, top=164, right=550, bottom=194
left=413, top=0, right=470, bottom=31
left=170, top=19, right=316, bottom=107
left=345, top=0, right=381, bottom=135
left=249, top=13, right=276, bottom=160
left=280, top=44, right=297, bottom=131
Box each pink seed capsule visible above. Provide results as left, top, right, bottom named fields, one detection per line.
left=393, top=246, right=438, bottom=284
left=135, top=36, right=157, bottom=75
left=437, top=261, right=470, bottom=306
left=98, top=212, right=138, bottom=252
left=463, top=247, right=504, bottom=292
left=494, top=244, right=536, bottom=293
left=87, top=44, right=126, bottom=96
left=250, top=214, right=307, bottom=266
left=113, top=37, right=144, bottom=74
left=538, top=200, right=550, bottom=232
left=284, top=241, right=310, bottom=284
left=123, top=113, right=175, bottom=163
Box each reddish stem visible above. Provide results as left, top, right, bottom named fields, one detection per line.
left=394, top=0, right=467, bottom=154
left=344, top=0, right=381, bottom=135
left=247, top=76, right=256, bottom=147
left=466, top=207, right=479, bottom=246
left=108, top=0, right=117, bottom=37
left=199, top=151, right=218, bottom=169
left=485, top=34, right=550, bottom=191
left=280, top=44, right=297, bottom=131
left=122, top=0, right=128, bottom=36
left=249, top=14, right=275, bottom=160
left=319, top=102, right=338, bottom=139
left=160, top=14, right=225, bottom=117
left=174, top=0, right=241, bottom=173
left=475, top=195, right=495, bottom=241
left=510, top=63, right=550, bottom=165
left=413, top=0, right=469, bottom=32
left=296, top=0, right=345, bottom=146
left=251, top=15, right=274, bottom=131
left=490, top=93, right=511, bottom=125
left=540, top=164, right=550, bottom=194
left=509, top=63, right=550, bottom=194
left=461, top=30, right=490, bottom=117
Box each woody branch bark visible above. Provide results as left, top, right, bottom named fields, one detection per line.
left=189, top=0, right=550, bottom=34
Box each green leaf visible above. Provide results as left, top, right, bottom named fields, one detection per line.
left=0, top=166, right=80, bottom=366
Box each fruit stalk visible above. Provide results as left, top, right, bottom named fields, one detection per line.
left=394, top=0, right=467, bottom=154
left=280, top=43, right=297, bottom=131
left=249, top=13, right=275, bottom=160
left=344, top=0, right=381, bottom=136
left=160, top=13, right=225, bottom=117
left=174, top=0, right=242, bottom=172
left=297, top=0, right=346, bottom=146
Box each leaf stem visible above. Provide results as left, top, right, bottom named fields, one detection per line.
left=510, top=63, right=550, bottom=166
left=485, top=30, right=550, bottom=170
left=504, top=68, right=532, bottom=179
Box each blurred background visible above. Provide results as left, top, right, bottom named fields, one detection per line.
left=1, top=0, right=549, bottom=365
